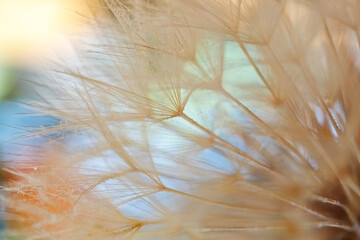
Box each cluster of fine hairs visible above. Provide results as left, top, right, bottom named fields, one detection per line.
left=3, top=0, right=360, bottom=239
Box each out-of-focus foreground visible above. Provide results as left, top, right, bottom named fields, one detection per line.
left=0, top=0, right=102, bottom=238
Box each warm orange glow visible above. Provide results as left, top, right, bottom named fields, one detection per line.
left=5, top=151, right=78, bottom=230
left=0, top=0, right=99, bottom=63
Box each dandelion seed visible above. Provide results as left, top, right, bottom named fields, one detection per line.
left=3, top=0, right=360, bottom=239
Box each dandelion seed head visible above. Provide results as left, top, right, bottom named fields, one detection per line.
left=3, top=0, right=360, bottom=239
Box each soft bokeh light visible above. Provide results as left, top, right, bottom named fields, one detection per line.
left=0, top=0, right=98, bottom=64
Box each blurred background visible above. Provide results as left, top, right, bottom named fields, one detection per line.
left=0, top=0, right=102, bottom=237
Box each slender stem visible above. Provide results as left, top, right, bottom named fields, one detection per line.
left=313, top=195, right=358, bottom=229
left=221, top=89, right=307, bottom=164
left=238, top=179, right=332, bottom=222
left=235, top=37, right=278, bottom=101
left=198, top=224, right=287, bottom=232
left=164, top=187, right=274, bottom=212
left=181, top=113, right=285, bottom=177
